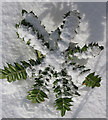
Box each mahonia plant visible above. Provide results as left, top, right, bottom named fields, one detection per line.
left=0, top=9, right=104, bottom=117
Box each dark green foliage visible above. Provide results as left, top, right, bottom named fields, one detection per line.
left=61, top=69, right=67, bottom=76
left=21, top=50, right=45, bottom=68
left=64, top=42, right=104, bottom=82
left=19, top=10, right=52, bottom=50
left=26, top=39, right=31, bottom=45
left=72, top=64, right=85, bottom=70
left=20, top=61, right=31, bottom=68
left=80, top=69, right=91, bottom=74
left=21, top=19, right=33, bottom=28
left=22, top=9, right=27, bottom=16
left=53, top=68, right=80, bottom=116
left=54, top=97, right=73, bottom=117
left=81, top=45, right=88, bottom=53
left=15, top=24, right=19, bottom=28
left=28, top=59, right=37, bottom=66
left=0, top=63, right=27, bottom=82
left=27, top=89, right=48, bottom=103
left=27, top=66, right=55, bottom=103
left=16, top=32, right=19, bottom=38
left=35, top=50, right=45, bottom=59
left=0, top=50, right=45, bottom=82
left=66, top=42, right=104, bottom=57
left=82, top=72, right=102, bottom=88
left=0, top=9, right=104, bottom=117
left=33, top=66, right=54, bottom=90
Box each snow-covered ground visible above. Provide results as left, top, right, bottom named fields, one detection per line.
left=0, top=2, right=106, bottom=118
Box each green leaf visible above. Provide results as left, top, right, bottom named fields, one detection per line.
left=26, top=39, right=31, bottom=45
left=27, top=89, right=48, bottom=103
left=40, top=90, right=48, bottom=98
left=66, top=42, right=104, bottom=58
left=61, top=108, right=66, bottom=117
left=53, top=80, right=58, bottom=85
left=16, top=32, right=19, bottom=38
left=20, top=61, right=31, bottom=68
left=0, top=69, right=7, bottom=75
left=80, top=69, right=91, bottom=74
left=64, top=104, right=71, bottom=111
left=36, top=50, right=44, bottom=59
left=15, top=24, right=19, bottom=28
left=0, top=74, right=6, bottom=79
left=29, top=59, right=36, bottom=66
left=75, top=91, right=80, bottom=96
left=61, top=69, right=67, bottom=76
left=7, top=63, right=16, bottom=72
left=22, top=9, right=27, bottom=16
left=14, top=63, right=24, bottom=70
left=81, top=45, right=88, bottom=52
left=55, top=97, right=73, bottom=117
left=0, top=62, right=27, bottom=82
left=82, top=72, right=102, bottom=88
left=54, top=85, right=60, bottom=93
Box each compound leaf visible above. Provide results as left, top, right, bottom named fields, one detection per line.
left=82, top=72, right=102, bottom=88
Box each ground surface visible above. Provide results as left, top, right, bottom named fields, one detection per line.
left=0, top=2, right=106, bottom=118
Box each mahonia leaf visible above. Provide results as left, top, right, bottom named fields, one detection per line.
left=0, top=63, right=27, bottom=82
left=54, top=97, right=73, bottom=117
left=19, top=10, right=57, bottom=50
left=27, top=89, right=48, bottom=103
left=66, top=42, right=104, bottom=56
left=82, top=72, right=102, bottom=88
left=27, top=66, right=54, bottom=103
left=2, top=9, right=103, bottom=117
left=53, top=68, right=80, bottom=116
left=21, top=57, right=44, bottom=69
left=32, top=66, right=54, bottom=92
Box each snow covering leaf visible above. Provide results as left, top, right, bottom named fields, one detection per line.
left=53, top=68, right=80, bottom=109
left=2, top=9, right=104, bottom=117
left=50, top=10, right=81, bottom=48
left=32, top=66, right=54, bottom=93
left=82, top=72, right=102, bottom=88
left=27, top=66, right=54, bottom=103
left=66, top=42, right=104, bottom=56
left=19, top=10, right=58, bottom=50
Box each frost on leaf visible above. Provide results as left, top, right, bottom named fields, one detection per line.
left=0, top=9, right=104, bottom=117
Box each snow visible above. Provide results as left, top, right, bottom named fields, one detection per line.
left=0, top=2, right=106, bottom=118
